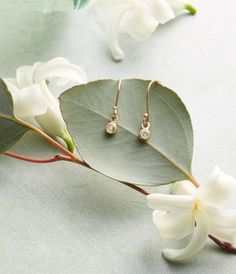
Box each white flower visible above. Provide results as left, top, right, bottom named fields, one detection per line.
left=147, top=166, right=236, bottom=261
left=96, top=0, right=196, bottom=60
left=4, top=57, right=87, bottom=151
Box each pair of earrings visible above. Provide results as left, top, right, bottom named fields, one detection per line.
left=105, top=80, right=155, bottom=141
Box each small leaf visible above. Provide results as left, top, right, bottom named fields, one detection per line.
left=73, top=0, right=89, bottom=9
left=0, top=79, right=29, bottom=154
left=60, top=79, right=194, bottom=186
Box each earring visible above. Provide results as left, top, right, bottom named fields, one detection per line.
left=105, top=79, right=121, bottom=135
left=139, top=80, right=155, bottom=141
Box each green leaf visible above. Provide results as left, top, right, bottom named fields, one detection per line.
left=0, top=79, right=29, bottom=154
left=60, top=79, right=194, bottom=186
left=73, top=0, right=89, bottom=9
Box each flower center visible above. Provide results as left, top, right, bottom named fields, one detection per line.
left=193, top=199, right=200, bottom=212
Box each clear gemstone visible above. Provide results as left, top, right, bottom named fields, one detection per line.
left=106, top=122, right=117, bottom=134
left=139, top=128, right=150, bottom=141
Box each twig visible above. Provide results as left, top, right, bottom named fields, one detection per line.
left=122, top=182, right=149, bottom=196
left=209, top=234, right=236, bottom=254
left=4, top=151, right=73, bottom=164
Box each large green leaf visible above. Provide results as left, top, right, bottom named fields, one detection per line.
left=0, top=79, right=29, bottom=154
left=60, top=79, right=194, bottom=186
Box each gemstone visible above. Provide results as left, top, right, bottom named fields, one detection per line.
left=106, top=122, right=117, bottom=134
left=139, top=128, right=150, bottom=141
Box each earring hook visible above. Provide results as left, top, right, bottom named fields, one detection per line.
left=105, top=79, right=122, bottom=135
left=114, top=79, right=121, bottom=107
left=139, top=80, right=157, bottom=141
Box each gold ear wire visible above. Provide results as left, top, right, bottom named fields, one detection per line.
left=105, top=79, right=121, bottom=135
left=139, top=80, right=156, bottom=141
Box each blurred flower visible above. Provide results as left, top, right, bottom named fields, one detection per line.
left=96, top=0, right=196, bottom=60
left=148, top=166, right=236, bottom=261
left=4, top=57, right=87, bottom=152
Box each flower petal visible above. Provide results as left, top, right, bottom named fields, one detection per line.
left=4, top=80, right=47, bottom=118
left=165, top=0, right=185, bottom=15
left=144, top=0, right=175, bottom=23
left=122, top=6, right=158, bottom=41
left=153, top=210, right=194, bottom=240
left=199, top=166, right=236, bottom=206
left=106, top=5, right=132, bottom=61
left=162, top=212, right=209, bottom=261
left=205, top=205, right=236, bottom=227
left=16, top=63, right=40, bottom=88
left=147, top=193, right=194, bottom=212
left=172, top=180, right=197, bottom=196
left=210, top=226, right=236, bottom=243
left=35, top=80, right=67, bottom=137
left=33, top=57, right=87, bottom=85
left=36, top=103, right=67, bottom=137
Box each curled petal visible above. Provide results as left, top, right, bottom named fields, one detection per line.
left=123, top=6, right=158, bottom=41
left=153, top=210, right=194, bottom=240
left=144, top=0, right=175, bottom=23
left=199, top=166, right=236, bottom=206
left=147, top=193, right=194, bottom=212
left=16, top=63, right=40, bottom=88
left=162, top=212, right=209, bottom=261
left=107, top=5, right=132, bottom=61
left=172, top=180, right=197, bottom=196
left=33, top=57, right=87, bottom=85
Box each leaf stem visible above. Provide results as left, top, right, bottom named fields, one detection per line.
left=122, top=182, right=149, bottom=196
left=4, top=151, right=73, bottom=164
left=189, top=175, right=200, bottom=188
left=16, top=118, right=85, bottom=165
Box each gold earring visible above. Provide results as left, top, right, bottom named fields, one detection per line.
left=105, top=79, right=121, bottom=135
left=139, top=80, right=156, bottom=141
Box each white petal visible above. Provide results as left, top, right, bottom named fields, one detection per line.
left=199, top=166, right=236, bottom=206
left=147, top=193, right=194, bottom=212
left=33, top=57, right=87, bottom=85
left=172, top=180, right=197, bottom=196
left=35, top=80, right=67, bottom=137
left=122, top=6, right=158, bottom=41
left=165, top=0, right=185, bottom=15
left=162, top=212, right=209, bottom=261
left=144, top=0, right=175, bottom=23
left=205, top=205, right=236, bottom=228
left=210, top=226, right=236, bottom=243
left=38, top=80, right=59, bottom=109
left=36, top=103, right=67, bottom=137
left=107, top=5, right=132, bottom=61
left=6, top=82, right=47, bottom=118
left=153, top=210, right=194, bottom=240
left=16, top=63, right=39, bottom=88
left=3, top=78, right=19, bottom=94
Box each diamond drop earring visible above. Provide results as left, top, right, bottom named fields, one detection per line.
left=139, top=80, right=156, bottom=141
left=105, top=79, right=121, bottom=135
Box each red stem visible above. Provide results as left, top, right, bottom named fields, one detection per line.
left=209, top=235, right=236, bottom=254
left=123, top=182, right=149, bottom=196
left=16, top=118, right=84, bottom=165
left=4, top=151, right=73, bottom=164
